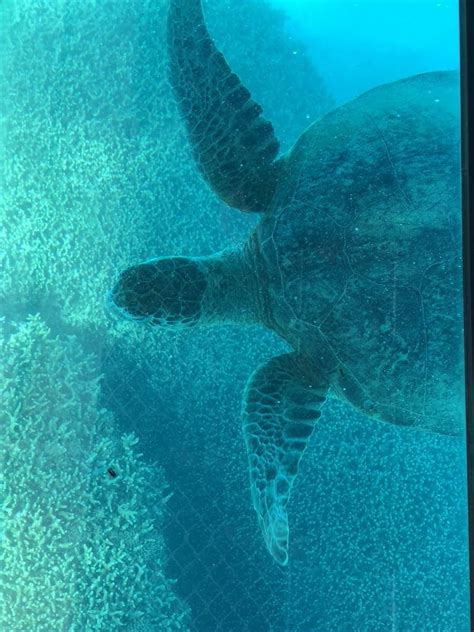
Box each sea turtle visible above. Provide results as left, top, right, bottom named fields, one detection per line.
left=108, top=0, right=463, bottom=565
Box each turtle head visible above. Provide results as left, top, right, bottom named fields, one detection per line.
left=108, top=256, right=208, bottom=329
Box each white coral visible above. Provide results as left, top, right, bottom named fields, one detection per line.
left=0, top=316, right=189, bottom=631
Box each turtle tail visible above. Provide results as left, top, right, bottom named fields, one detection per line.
left=167, top=0, right=282, bottom=212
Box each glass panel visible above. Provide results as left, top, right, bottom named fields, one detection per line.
left=1, top=0, right=469, bottom=630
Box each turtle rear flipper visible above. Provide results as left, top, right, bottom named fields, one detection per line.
left=242, top=353, right=328, bottom=565
left=168, top=0, right=282, bottom=212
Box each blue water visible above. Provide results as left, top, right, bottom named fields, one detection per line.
left=1, top=0, right=470, bottom=631
left=270, top=0, right=460, bottom=103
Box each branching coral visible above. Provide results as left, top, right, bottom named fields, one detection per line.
left=0, top=315, right=189, bottom=631
left=0, top=0, right=332, bottom=332
left=0, top=1, right=333, bottom=628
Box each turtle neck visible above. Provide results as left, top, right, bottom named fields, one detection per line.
left=200, top=245, right=262, bottom=326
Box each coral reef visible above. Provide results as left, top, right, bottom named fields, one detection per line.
left=0, top=0, right=332, bottom=332
left=0, top=315, right=189, bottom=631
left=0, top=0, right=345, bottom=628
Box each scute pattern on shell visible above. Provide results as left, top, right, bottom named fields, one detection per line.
left=256, top=71, right=463, bottom=435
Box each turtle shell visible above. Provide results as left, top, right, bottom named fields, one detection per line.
left=255, top=71, right=463, bottom=435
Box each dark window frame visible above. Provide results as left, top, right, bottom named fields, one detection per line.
left=460, top=1, right=474, bottom=627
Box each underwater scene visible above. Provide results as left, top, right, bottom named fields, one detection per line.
left=0, top=0, right=470, bottom=630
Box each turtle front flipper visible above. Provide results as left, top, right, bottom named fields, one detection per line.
left=168, top=0, right=282, bottom=212
left=242, top=353, right=328, bottom=565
